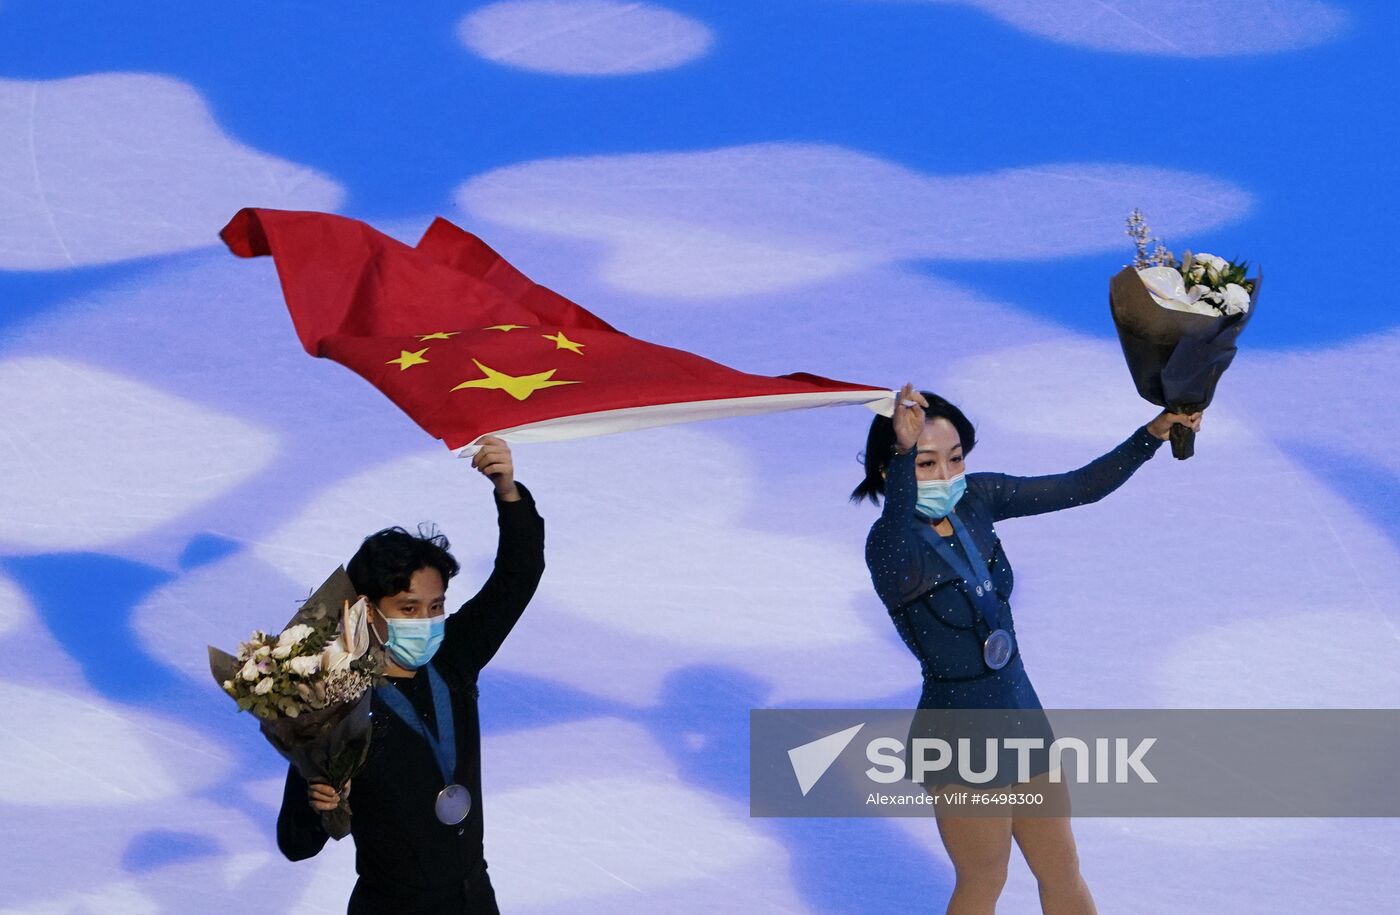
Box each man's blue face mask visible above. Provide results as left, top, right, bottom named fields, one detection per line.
left=914, top=473, right=966, bottom=520
left=376, top=609, right=445, bottom=669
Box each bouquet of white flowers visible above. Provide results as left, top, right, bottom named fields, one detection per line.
left=1109, top=210, right=1261, bottom=459
left=209, top=567, right=384, bottom=838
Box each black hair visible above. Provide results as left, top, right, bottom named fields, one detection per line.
left=346, top=523, right=461, bottom=602
left=849, top=391, right=977, bottom=505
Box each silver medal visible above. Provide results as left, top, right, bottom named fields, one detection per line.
left=434, top=783, right=472, bottom=825
left=983, top=629, right=1013, bottom=670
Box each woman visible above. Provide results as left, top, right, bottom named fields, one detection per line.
left=855, top=382, right=1200, bottom=915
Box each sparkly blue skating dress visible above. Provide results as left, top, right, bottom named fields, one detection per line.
left=865, top=426, right=1164, bottom=785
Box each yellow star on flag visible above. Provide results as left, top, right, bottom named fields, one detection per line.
left=450, top=359, right=578, bottom=401
left=484, top=324, right=528, bottom=332
left=386, top=347, right=430, bottom=370
left=542, top=331, right=585, bottom=354
left=417, top=331, right=459, bottom=341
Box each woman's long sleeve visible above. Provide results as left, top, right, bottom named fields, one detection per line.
left=865, top=450, right=921, bottom=609
left=972, top=426, right=1164, bottom=522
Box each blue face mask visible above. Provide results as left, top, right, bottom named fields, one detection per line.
left=377, top=611, right=446, bottom=669
left=915, top=473, right=966, bottom=520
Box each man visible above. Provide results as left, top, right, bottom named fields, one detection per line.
left=276, top=437, right=544, bottom=913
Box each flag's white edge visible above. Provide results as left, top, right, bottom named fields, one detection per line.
left=453, top=389, right=897, bottom=456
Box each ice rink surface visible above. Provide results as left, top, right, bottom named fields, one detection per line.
left=1, top=1, right=1397, bottom=912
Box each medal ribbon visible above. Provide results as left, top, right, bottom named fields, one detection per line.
left=376, top=661, right=457, bottom=787
left=913, top=510, right=1005, bottom=632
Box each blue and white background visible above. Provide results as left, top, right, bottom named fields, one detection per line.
left=2, top=1, right=1397, bottom=912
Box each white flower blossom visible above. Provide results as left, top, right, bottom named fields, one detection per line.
left=239, top=657, right=260, bottom=681
left=288, top=655, right=320, bottom=677
left=320, top=641, right=353, bottom=673
left=271, top=644, right=293, bottom=659
left=1196, top=252, right=1229, bottom=274
left=253, top=676, right=275, bottom=695
left=277, top=623, right=315, bottom=649
left=1221, top=283, right=1251, bottom=314
left=1138, top=268, right=1225, bottom=316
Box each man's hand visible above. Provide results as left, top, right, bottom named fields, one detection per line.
left=471, top=436, right=520, bottom=501
left=308, top=780, right=349, bottom=813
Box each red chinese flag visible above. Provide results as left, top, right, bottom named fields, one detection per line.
left=220, top=208, right=893, bottom=452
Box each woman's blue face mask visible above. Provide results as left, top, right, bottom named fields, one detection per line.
left=909, top=422, right=967, bottom=520
left=915, top=473, right=966, bottom=520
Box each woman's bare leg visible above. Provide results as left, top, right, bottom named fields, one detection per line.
left=1010, top=775, right=1096, bottom=914
left=935, top=812, right=1014, bottom=914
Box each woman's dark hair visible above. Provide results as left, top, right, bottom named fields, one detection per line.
left=346, top=523, right=461, bottom=601
left=849, top=391, right=976, bottom=505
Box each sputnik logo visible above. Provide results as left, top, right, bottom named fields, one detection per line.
left=787, top=723, right=865, bottom=796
